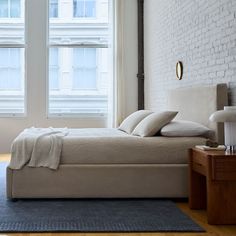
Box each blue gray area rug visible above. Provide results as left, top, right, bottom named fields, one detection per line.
left=0, top=162, right=204, bottom=232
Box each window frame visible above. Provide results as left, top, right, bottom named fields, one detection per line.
left=47, top=0, right=111, bottom=118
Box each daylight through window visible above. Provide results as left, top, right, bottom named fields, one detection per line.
left=49, top=0, right=110, bottom=116
left=0, top=0, right=25, bottom=115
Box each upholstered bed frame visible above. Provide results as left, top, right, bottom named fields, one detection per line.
left=6, top=84, right=228, bottom=199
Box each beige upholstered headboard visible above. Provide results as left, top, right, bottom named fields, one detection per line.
left=168, top=84, right=228, bottom=144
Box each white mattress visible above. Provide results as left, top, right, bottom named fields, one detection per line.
left=61, top=128, right=206, bottom=165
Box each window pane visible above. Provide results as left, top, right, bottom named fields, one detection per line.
left=49, top=0, right=110, bottom=116
left=73, top=0, right=95, bottom=18
left=85, top=0, right=95, bottom=17
left=10, top=0, right=21, bottom=18
left=49, top=48, right=59, bottom=90
left=73, top=69, right=96, bottom=89
left=73, top=48, right=84, bottom=66
left=0, top=49, right=9, bottom=67
left=48, top=48, right=108, bottom=115
left=0, top=0, right=8, bottom=17
left=50, top=0, right=58, bottom=18
left=0, top=0, right=21, bottom=18
left=0, top=0, right=24, bottom=44
left=73, top=48, right=96, bottom=89
left=10, top=48, right=20, bottom=66
left=0, top=48, right=24, bottom=114
left=49, top=69, right=58, bottom=89
left=0, top=48, right=22, bottom=90
left=50, top=0, right=107, bottom=45
left=73, top=0, right=83, bottom=17
left=83, top=48, right=96, bottom=66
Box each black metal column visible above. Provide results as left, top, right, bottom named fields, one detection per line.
left=137, top=0, right=144, bottom=109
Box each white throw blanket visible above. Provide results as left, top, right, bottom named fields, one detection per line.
left=9, top=127, right=69, bottom=170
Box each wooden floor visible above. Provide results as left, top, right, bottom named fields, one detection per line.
left=1, top=154, right=236, bottom=236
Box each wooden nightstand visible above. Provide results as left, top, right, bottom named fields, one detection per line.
left=189, top=148, right=236, bottom=224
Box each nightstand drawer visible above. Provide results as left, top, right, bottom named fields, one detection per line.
left=192, top=150, right=207, bottom=175
left=212, top=157, right=236, bottom=180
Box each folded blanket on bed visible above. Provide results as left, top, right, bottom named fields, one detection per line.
left=9, top=127, right=69, bottom=170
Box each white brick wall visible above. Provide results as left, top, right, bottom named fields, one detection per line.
left=144, top=0, right=236, bottom=110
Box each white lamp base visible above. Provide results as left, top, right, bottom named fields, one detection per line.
left=224, top=122, right=236, bottom=153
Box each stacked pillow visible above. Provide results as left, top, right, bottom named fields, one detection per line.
left=118, top=110, right=153, bottom=134
left=119, top=110, right=213, bottom=138
left=118, top=110, right=178, bottom=137
left=132, top=111, right=178, bottom=137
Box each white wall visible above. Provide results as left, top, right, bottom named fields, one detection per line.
left=0, top=0, right=138, bottom=153
left=123, top=0, right=138, bottom=116
left=144, top=0, right=236, bottom=111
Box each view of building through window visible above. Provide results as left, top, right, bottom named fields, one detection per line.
left=73, top=0, right=96, bottom=18
left=0, top=0, right=24, bottom=115
left=49, top=0, right=110, bottom=116
left=0, top=0, right=21, bottom=18
left=0, top=0, right=111, bottom=116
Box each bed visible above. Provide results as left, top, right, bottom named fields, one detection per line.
left=6, top=83, right=228, bottom=199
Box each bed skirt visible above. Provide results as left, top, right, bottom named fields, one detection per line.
left=7, top=164, right=188, bottom=198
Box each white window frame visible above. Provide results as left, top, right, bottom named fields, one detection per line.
left=47, top=0, right=111, bottom=118
left=0, top=0, right=26, bottom=117
left=0, top=0, right=113, bottom=121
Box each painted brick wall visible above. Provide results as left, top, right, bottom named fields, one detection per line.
left=144, top=0, right=236, bottom=110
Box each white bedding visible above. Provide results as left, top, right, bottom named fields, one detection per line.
left=9, top=127, right=69, bottom=170
left=61, top=135, right=206, bottom=165
left=9, top=127, right=207, bottom=170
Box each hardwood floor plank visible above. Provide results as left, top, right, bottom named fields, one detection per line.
left=0, top=154, right=10, bottom=162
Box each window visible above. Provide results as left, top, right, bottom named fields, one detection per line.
left=50, top=0, right=58, bottom=18
left=0, top=0, right=25, bottom=116
left=49, top=48, right=59, bottom=90
left=48, top=0, right=111, bottom=116
left=73, top=48, right=97, bottom=89
left=0, top=0, right=21, bottom=18
left=0, top=48, right=22, bottom=90
left=73, top=0, right=96, bottom=18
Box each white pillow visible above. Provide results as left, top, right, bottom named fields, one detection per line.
left=118, top=110, right=153, bottom=134
left=132, top=111, right=178, bottom=137
left=161, top=120, right=213, bottom=138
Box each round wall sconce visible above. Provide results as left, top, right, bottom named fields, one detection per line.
left=176, top=61, right=183, bottom=80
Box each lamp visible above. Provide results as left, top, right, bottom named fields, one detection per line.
left=210, top=106, right=236, bottom=152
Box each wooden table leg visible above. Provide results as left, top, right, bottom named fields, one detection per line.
left=207, top=179, right=236, bottom=224
left=189, top=155, right=207, bottom=209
